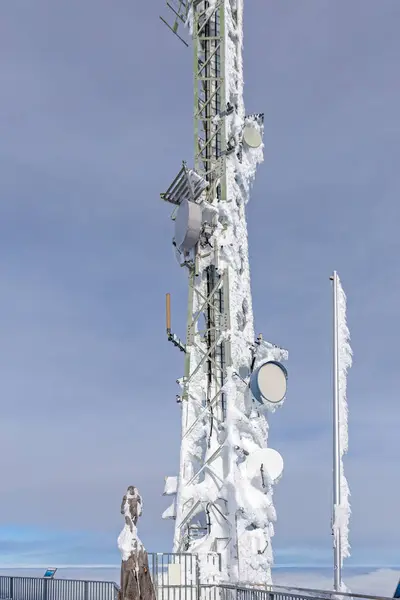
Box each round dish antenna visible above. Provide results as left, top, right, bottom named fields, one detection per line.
left=243, top=124, right=262, bottom=149
left=246, top=448, right=284, bottom=484
left=174, top=199, right=202, bottom=252
left=250, top=360, right=287, bottom=405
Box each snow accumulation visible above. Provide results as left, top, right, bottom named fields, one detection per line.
left=171, top=0, right=288, bottom=587
left=333, top=277, right=352, bottom=565
left=118, top=488, right=144, bottom=562
left=185, top=0, right=218, bottom=34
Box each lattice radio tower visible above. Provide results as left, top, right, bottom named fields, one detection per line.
left=159, top=0, right=288, bottom=585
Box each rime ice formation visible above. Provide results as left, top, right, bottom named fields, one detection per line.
left=333, top=278, right=352, bottom=566
left=118, top=487, right=156, bottom=600
left=162, top=0, right=288, bottom=587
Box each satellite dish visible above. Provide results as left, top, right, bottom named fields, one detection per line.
left=174, top=199, right=202, bottom=252
left=250, top=360, right=287, bottom=405
left=246, top=448, right=284, bottom=484
left=243, top=124, right=262, bottom=149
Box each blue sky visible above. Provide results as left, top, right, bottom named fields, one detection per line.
left=1, top=0, right=400, bottom=572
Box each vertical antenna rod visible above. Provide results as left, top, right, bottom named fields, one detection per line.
left=331, top=271, right=342, bottom=591
left=166, top=293, right=171, bottom=333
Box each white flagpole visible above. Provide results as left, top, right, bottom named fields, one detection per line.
left=331, top=271, right=342, bottom=592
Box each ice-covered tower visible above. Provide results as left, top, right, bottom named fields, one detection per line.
left=160, top=0, right=288, bottom=585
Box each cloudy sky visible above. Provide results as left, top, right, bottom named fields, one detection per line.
left=1, top=0, right=400, bottom=587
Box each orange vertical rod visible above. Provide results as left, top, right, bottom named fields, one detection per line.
left=166, top=293, right=171, bottom=334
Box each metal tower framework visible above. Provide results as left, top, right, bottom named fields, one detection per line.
left=166, top=1, right=231, bottom=551
left=162, top=0, right=232, bottom=551
left=160, top=0, right=286, bottom=584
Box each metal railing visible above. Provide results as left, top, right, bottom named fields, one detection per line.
left=0, top=577, right=118, bottom=600
left=149, top=553, right=198, bottom=600
left=267, top=584, right=394, bottom=600
left=0, top=579, right=394, bottom=600
left=0, top=557, right=395, bottom=600
left=147, top=552, right=221, bottom=600
left=199, top=581, right=395, bottom=600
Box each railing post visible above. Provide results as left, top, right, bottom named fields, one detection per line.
left=84, top=581, right=89, bottom=600
left=154, top=554, right=159, bottom=600
left=43, top=578, right=48, bottom=600
left=196, top=554, right=201, bottom=600
left=10, top=577, right=13, bottom=600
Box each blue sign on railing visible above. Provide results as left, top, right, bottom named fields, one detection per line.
left=43, top=569, right=57, bottom=579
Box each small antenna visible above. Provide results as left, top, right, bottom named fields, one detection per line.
left=165, top=293, right=186, bottom=353
left=166, top=293, right=172, bottom=334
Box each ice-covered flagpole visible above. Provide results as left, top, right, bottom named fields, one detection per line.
left=331, top=272, right=353, bottom=592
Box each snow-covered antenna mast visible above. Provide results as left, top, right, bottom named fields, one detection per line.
left=160, top=0, right=288, bottom=585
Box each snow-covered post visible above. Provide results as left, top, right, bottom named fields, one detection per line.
left=118, top=486, right=156, bottom=600
left=331, top=272, right=352, bottom=592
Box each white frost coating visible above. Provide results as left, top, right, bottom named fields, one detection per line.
left=162, top=503, right=176, bottom=520
left=164, top=476, right=178, bottom=495
left=171, top=0, right=287, bottom=586
left=333, top=276, right=352, bottom=564
left=185, top=0, right=218, bottom=34
left=220, top=4, right=285, bottom=584
left=117, top=489, right=143, bottom=562
left=197, top=554, right=224, bottom=584
left=185, top=5, right=194, bottom=35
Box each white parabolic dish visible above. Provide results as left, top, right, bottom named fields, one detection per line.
left=174, top=199, right=202, bottom=252
left=242, top=124, right=262, bottom=149
left=246, top=448, right=284, bottom=484
left=250, top=360, right=287, bottom=405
